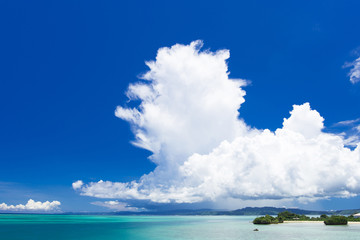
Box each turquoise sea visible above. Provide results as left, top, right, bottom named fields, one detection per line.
left=0, top=214, right=359, bottom=240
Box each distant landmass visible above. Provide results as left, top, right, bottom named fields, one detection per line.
left=6, top=206, right=359, bottom=216
left=102, top=206, right=360, bottom=216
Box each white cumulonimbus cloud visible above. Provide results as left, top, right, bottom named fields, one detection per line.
left=0, top=199, right=61, bottom=211
left=74, top=41, right=360, bottom=204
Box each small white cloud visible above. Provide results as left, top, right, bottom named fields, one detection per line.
left=335, top=118, right=360, bottom=126
left=343, top=135, right=360, bottom=147
left=91, top=200, right=142, bottom=212
left=0, top=199, right=61, bottom=212
left=356, top=126, right=360, bottom=132
left=72, top=180, right=84, bottom=190
left=344, top=57, right=360, bottom=84
left=333, top=118, right=360, bottom=147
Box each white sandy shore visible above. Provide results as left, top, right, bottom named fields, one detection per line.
left=284, top=221, right=360, bottom=224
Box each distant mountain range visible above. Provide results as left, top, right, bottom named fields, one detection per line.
left=105, top=206, right=360, bottom=216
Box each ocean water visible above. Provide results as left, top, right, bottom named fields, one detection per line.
left=0, top=214, right=359, bottom=240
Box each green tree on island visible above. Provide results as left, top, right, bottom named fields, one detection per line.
left=324, top=216, right=348, bottom=225
left=253, top=215, right=283, bottom=224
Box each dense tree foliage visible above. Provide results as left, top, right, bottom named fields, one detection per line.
left=347, top=215, right=360, bottom=222
left=253, top=211, right=358, bottom=225
left=324, top=216, right=348, bottom=225
left=277, top=211, right=310, bottom=220
left=253, top=215, right=283, bottom=224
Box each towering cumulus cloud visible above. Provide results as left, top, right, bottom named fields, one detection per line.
left=74, top=41, right=360, bottom=204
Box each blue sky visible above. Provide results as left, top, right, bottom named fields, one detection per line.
left=1, top=0, right=360, bottom=212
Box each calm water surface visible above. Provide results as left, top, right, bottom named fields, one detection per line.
left=0, top=214, right=359, bottom=240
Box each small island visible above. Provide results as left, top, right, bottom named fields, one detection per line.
left=253, top=211, right=359, bottom=225
left=253, top=214, right=284, bottom=224
left=323, top=216, right=348, bottom=225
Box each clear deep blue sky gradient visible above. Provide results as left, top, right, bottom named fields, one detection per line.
left=1, top=0, right=360, bottom=211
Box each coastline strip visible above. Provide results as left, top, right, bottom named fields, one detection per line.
left=284, top=221, right=360, bottom=224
